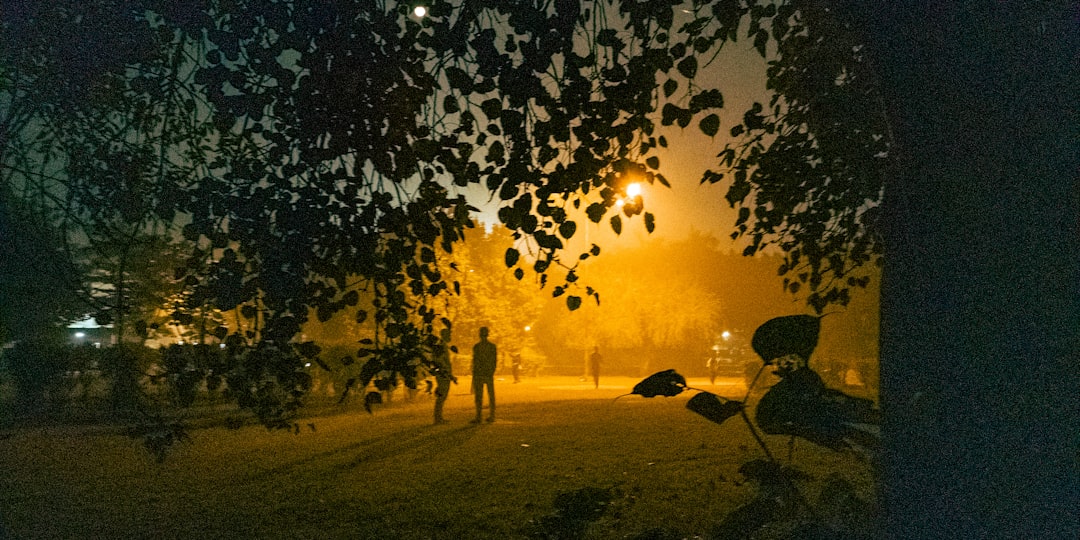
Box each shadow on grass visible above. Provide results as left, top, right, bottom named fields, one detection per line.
left=239, top=422, right=481, bottom=481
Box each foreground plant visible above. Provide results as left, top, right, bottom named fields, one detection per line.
left=627, top=314, right=880, bottom=538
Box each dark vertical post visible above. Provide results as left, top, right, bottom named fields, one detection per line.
left=859, top=1, right=1080, bottom=537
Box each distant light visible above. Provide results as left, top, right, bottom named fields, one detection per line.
left=722, top=331, right=731, bottom=340
left=413, top=5, right=427, bottom=17
left=74, top=332, right=86, bottom=338
left=524, top=325, right=531, bottom=332
left=219, top=343, right=226, bottom=349
left=305, top=362, right=312, bottom=368
left=626, top=182, right=642, bottom=198
left=615, top=198, right=625, bottom=208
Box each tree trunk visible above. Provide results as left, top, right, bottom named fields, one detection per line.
left=860, top=2, right=1079, bottom=537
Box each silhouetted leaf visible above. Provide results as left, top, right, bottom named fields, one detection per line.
left=663, top=78, right=677, bottom=97
left=750, top=315, right=820, bottom=364
left=632, top=369, right=687, bottom=397
left=610, top=215, right=622, bottom=235
left=566, top=295, right=582, bottom=311
left=445, top=66, right=473, bottom=92
left=342, top=290, right=359, bottom=306
left=686, top=392, right=743, bottom=426
left=558, top=220, right=576, bottom=239
left=699, top=114, right=720, bottom=137
left=586, top=202, right=606, bottom=223
left=753, top=28, right=768, bottom=57
left=505, top=247, right=520, bottom=267
left=677, top=56, right=698, bottom=78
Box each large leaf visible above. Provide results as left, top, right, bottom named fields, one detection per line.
left=631, top=369, right=687, bottom=397
left=750, top=315, right=820, bottom=364
left=755, top=367, right=880, bottom=453
left=686, top=392, right=743, bottom=426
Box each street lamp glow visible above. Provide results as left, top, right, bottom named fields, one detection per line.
left=721, top=331, right=731, bottom=340
left=413, top=5, right=427, bottom=17
left=626, top=182, right=642, bottom=198
left=74, top=332, right=86, bottom=338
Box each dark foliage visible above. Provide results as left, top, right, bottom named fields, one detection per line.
left=632, top=314, right=880, bottom=537
left=157, top=344, right=224, bottom=408
left=750, top=314, right=820, bottom=367
left=756, top=367, right=879, bottom=453
left=3, top=340, right=73, bottom=413
left=127, top=419, right=190, bottom=463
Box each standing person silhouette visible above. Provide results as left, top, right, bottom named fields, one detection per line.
left=511, top=353, right=522, bottom=383
left=471, top=326, right=497, bottom=423
left=589, top=346, right=602, bottom=389
left=431, top=328, right=457, bottom=424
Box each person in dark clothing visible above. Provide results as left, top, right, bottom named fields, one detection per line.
left=431, top=329, right=457, bottom=424
left=471, top=327, right=497, bottom=423
left=511, top=353, right=522, bottom=383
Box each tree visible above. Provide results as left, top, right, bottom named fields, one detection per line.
left=1, top=0, right=212, bottom=344
left=853, top=3, right=1079, bottom=537
left=705, top=0, right=887, bottom=314
left=0, top=189, right=83, bottom=343
left=699, top=1, right=1077, bottom=536
left=441, top=223, right=546, bottom=357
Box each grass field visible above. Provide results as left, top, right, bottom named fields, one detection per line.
left=0, top=376, right=878, bottom=539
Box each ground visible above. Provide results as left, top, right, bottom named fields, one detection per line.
left=0, top=376, right=877, bottom=539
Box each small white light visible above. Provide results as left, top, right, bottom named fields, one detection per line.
left=413, top=6, right=427, bottom=17
left=74, top=332, right=86, bottom=338
left=305, top=362, right=312, bottom=368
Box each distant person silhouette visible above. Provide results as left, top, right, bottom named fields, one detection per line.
left=432, top=329, right=457, bottom=424
left=471, top=326, right=497, bottom=423
left=708, top=352, right=720, bottom=385
left=511, top=353, right=522, bottom=383
left=589, top=346, right=602, bottom=389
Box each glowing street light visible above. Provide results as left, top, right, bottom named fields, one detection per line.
left=413, top=5, right=427, bottom=17
left=626, top=182, right=642, bottom=198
